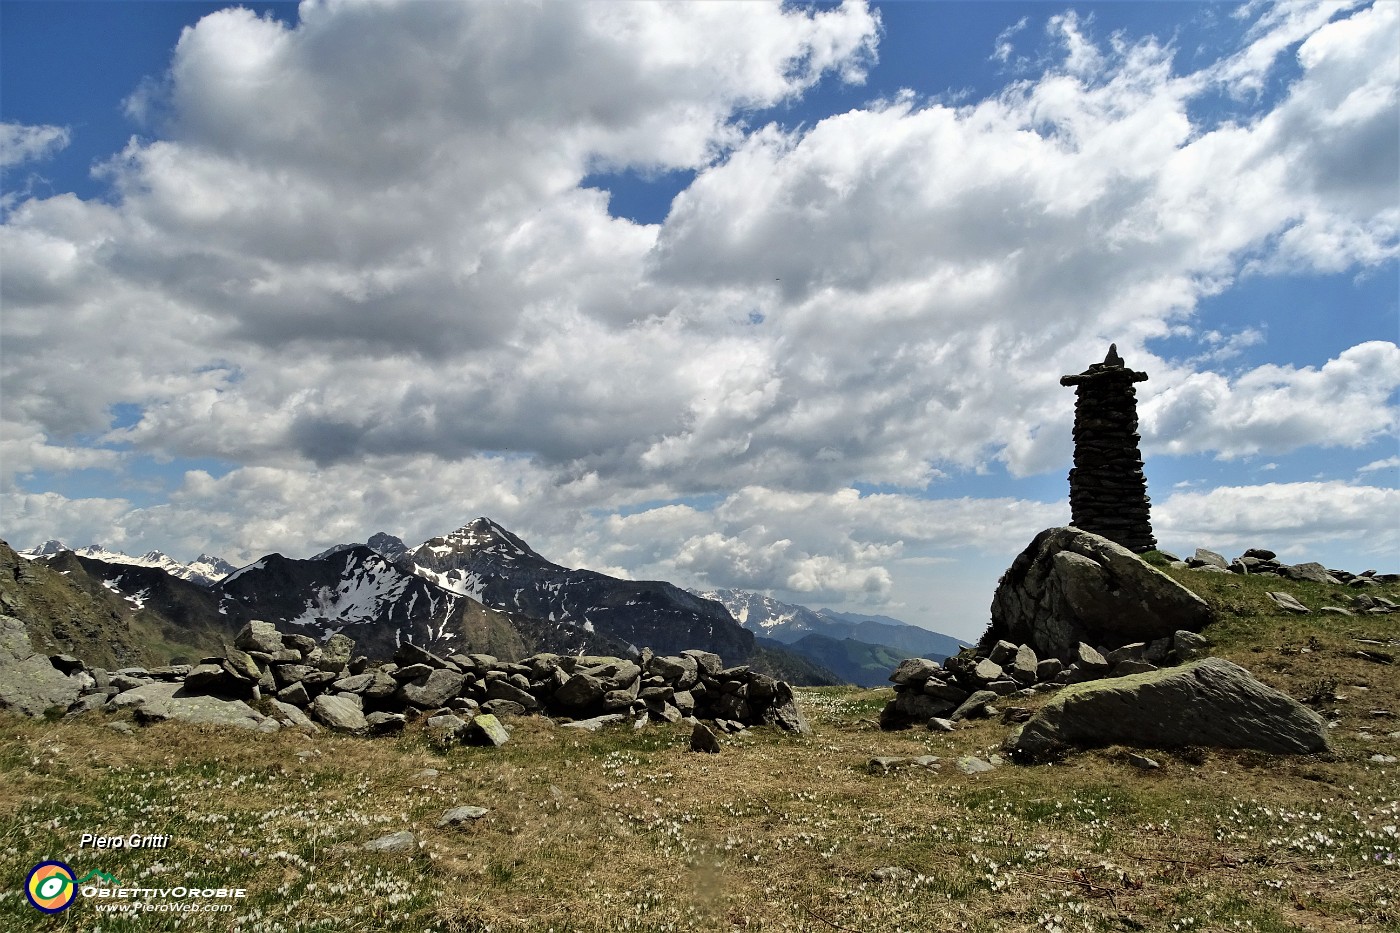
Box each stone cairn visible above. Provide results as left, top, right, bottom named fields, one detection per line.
left=1060, top=345, right=1156, bottom=553
left=47, top=620, right=811, bottom=740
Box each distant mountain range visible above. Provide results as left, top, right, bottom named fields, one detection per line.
left=13, top=520, right=966, bottom=686
left=20, top=540, right=236, bottom=586
left=695, top=587, right=969, bottom=686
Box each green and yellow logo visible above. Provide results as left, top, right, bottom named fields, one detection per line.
left=24, top=863, right=120, bottom=913
left=25, top=861, right=76, bottom=913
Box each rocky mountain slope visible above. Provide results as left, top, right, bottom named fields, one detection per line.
left=392, top=519, right=758, bottom=661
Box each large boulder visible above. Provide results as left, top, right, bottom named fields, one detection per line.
left=986, top=527, right=1214, bottom=662
left=1005, top=658, right=1328, bottom=761
left=106, top=682, right=273, bottom=731
left=0, top=615, right=84, bottom=717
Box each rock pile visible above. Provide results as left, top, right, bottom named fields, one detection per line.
left=15, top=619, right=811, bottom=738
left=878, top=630, right=1208, bottom=730
left=1174, top=547, right=1400, bottom=591
left=1059, top=345, right=1156, bottom=553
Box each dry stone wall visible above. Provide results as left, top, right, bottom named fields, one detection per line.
left=29, top=619, right=812, bottom=739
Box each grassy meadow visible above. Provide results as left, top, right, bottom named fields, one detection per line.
left=2, top=567, right=1396, bottom=932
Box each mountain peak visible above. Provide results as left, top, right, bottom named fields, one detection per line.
left=444, top=518, right=537, bottom=557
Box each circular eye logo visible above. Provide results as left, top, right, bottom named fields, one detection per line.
left=26, top=861, right=77, bottom=913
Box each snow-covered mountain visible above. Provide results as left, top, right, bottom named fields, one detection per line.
left=397, top=518, right=756, bottom=660
left=19, top=540, right=235, bottom=587
left=695, top=587, right=970, bottom=660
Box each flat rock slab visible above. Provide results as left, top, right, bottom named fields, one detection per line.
left=1006, top=658, right=1329, bottom=762
left=106, top=682, right=270, bottom=731
left=364, top=831, right=417, bottom=854
left=437, top=806, right=489, bottom=827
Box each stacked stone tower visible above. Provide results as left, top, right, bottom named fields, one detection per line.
left=1059, top=344, right=1156, bottom=553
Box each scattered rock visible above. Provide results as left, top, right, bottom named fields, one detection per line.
left=0, top=615, right=85, bottom=717
left=437, top=806, right=489, bottom=827
left=363, top=830, right=417, bottom=854
left=956, top=755, right=996, bottom=774
left=1267, top=592, right=1310, bottom=614
left=690, top=722, right=722, bottom=754
left=1127, top=753, right=1161, bottom=770
left=468, top=713, right=510, bottom=747
left=870, top=866, right=914, bottom=883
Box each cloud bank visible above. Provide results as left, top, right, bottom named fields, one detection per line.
left=2, top=1, right=1396, bottom=635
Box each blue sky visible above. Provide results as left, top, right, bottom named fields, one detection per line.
left=2, top=1, right=1396, bottom=641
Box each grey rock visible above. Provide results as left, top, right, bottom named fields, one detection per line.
left=972, top=659, right=1005, bottom=684
left=1005, top=658, right=1330, bottom=761
left=646, top=655, right=699, bottom=690
left=310, top=694, right=368, bottom=733
left=469, top=713, right=510, bottom=747
left=222, top=647, right=263, bottom=682
left=363, top=831, right=416, bottom=854
left=1267, top=591, right=1311, bottom=614
left=277, top=681, right=311, bottom=706
left=185, top=663, right=233, bottom=694
left=481, top=699, right=527, bottom=718
left=987, top=527, right=1214, bottom=662
left=770, top=697, right=812, bottom=735
left=690, top=722, right=722, bottom=753
left=1035, top=658, right=1064, bottom=682
left=107, top=682, right=269, bottom=731
left=366, top=712, right=407, bottom=735
left=317, top=633, right=355, bottom=672
left=437, top=806, right=489, bottom=827
left=0, top=615, right=84, bottom=717
left=555, top=672, right=605, bottom=711
left=332, top=673, right=376, bottom=694
left=395, top=641, right=450, bottom=669
left=987, top=640, right=1018, bottom=666
left=927, top=717, right=956, bottom=732
left=398, top=669, right=466, bottom=708
left=1104, top=642, right=1145, bottom=666
left=1009, top=645, right=1039, bottom=684
left=680, top=649, right=724, bottom=677
left=485, top=679, right=540, bottom=710
left=559, top=713, right=627, bottom=731
left=235, top=620, right=283, bottom=655
left=1111, top=659, right=1158, bottom=677
left=65, top=693, right=110, bottom=717
left=949, top=689, right=998, bottom=721
left=923, top=680, right=970, bottom=703
left=956, top=756, right=996, bottom=774
left=426, top=713, right=471, bottom=745
left=870, top=866, right=914, bottom=883
left=1127, top=753, right=1160, bottom=770
left=269, top=699, right=318, bottom=732
left=890, top=657, right=942, bottom=686
left=1075, top=643, right=1109, bottom=672
left=1192, top=548, right=1228, bottom=569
